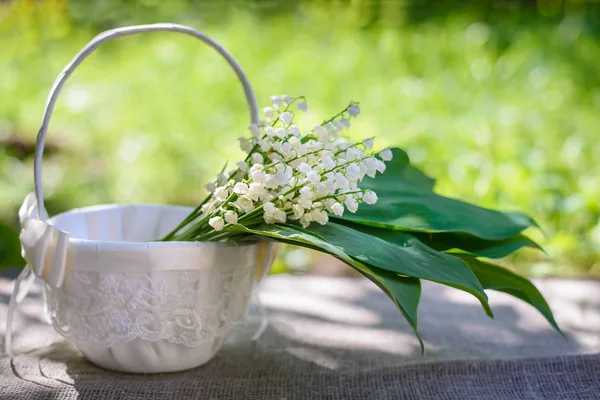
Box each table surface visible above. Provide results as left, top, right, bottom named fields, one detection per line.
left=1, top=274, right=599, bottom=399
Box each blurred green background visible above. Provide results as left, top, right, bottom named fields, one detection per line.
left=1, top=0, right=599, bottom=277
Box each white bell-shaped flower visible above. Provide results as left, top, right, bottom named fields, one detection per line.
left=233, top=182, right=249, bottom=195
left=248, top=123, right=261, bottom=138
left=235, top=196, right=254, bottom=213
left=270, top=96, right=282, bottom=109
left=224, top=211, right=238, bottom=225
left=348, top=104, right=360, bottom=117
left=296, top=101, right=308, bottom=112
left=344, top=197, right=359, bottom=213
left=330, top=202, right=344, bottom=216
left=280, top=112, right=293, bottom=125
left=209, top=216, right=225, bottom=231
left=239, top=137, right=252, bottom=152
left=363, top=190, right=378, bottom=205
left=214, top=186, right=228, bottom=201
left=380, top=148, right=393, bottom=161
left=263, top=107, right=275, bottom=119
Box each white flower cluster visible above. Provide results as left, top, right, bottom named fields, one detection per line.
left=201, top=95, right=392, bottom=234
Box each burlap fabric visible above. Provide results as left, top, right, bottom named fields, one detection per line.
left=1, top=275, right=599, bottom=399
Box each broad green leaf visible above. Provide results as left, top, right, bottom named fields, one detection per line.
left=359, top=268, right=423, bottom=354
left=338, top=193, right=537, bottom=241
left=367, top=148, right=436, bottom=191
left=457, top=255, right=562, bottom=335
left=333, top=220, right=542, bottom=259
left=290, top=222, right=492, bottom=317
left=339, top=148, right=538, bottom=241
left=232, top=223, right=424, bottom=350
left=308, top=223, right=491, bottom=316
left=402, top=164, right=436, bottom=191
left=440, top=234, right=543, bottom=259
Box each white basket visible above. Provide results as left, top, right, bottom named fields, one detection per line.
left=6, top=24, right=280, bottom=373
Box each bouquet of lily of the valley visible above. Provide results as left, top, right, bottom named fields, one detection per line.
left=162, top=95, right=561, bottom=351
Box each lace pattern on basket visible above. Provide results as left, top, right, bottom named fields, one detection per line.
left=45, top=267, right=254, bottom=348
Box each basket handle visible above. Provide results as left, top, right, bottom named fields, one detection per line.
left=33, top=23, right=259, bottom=219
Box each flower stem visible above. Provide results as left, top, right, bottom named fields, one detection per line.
left=320, top=102, right=353, bottom=125
left=160, top=194, right=211, bottom=241
left=313, top=190, right=365, bottom=203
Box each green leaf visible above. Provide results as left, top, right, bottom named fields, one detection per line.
left=335, top=148, right=536, bottom=240
left=456, top=255, right=562, bottom=335
left=338, top=192, right=537, bottom=241
left=338, top=148, right=538, bottom=241
left=231, top=223, right=424, bottom=351
left=333, top=220, right=542, bottom=259
left=367, top=148, right=436, bottom=191
left=234, top=221, right=492, bottom=316
left=360, top=269, right=423, bottom=353
left=280, top=222, right=492, bottom=317
left=349, top=263, right=423, bottom=354
left=440, top=234, right=543, bottom=259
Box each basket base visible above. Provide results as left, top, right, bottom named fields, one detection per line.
left=78, top=336, right=227, bottom=374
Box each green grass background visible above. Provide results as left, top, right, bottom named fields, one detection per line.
left=1, top=0, right=599, bottom=276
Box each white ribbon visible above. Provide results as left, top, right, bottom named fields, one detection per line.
left=4, top=265, right=35, bottom=355
left=251, top=242, right=280, bottom=341
left=5, top=194, right=70, bottom=355
left=18, top=193, right=70, bottom=288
